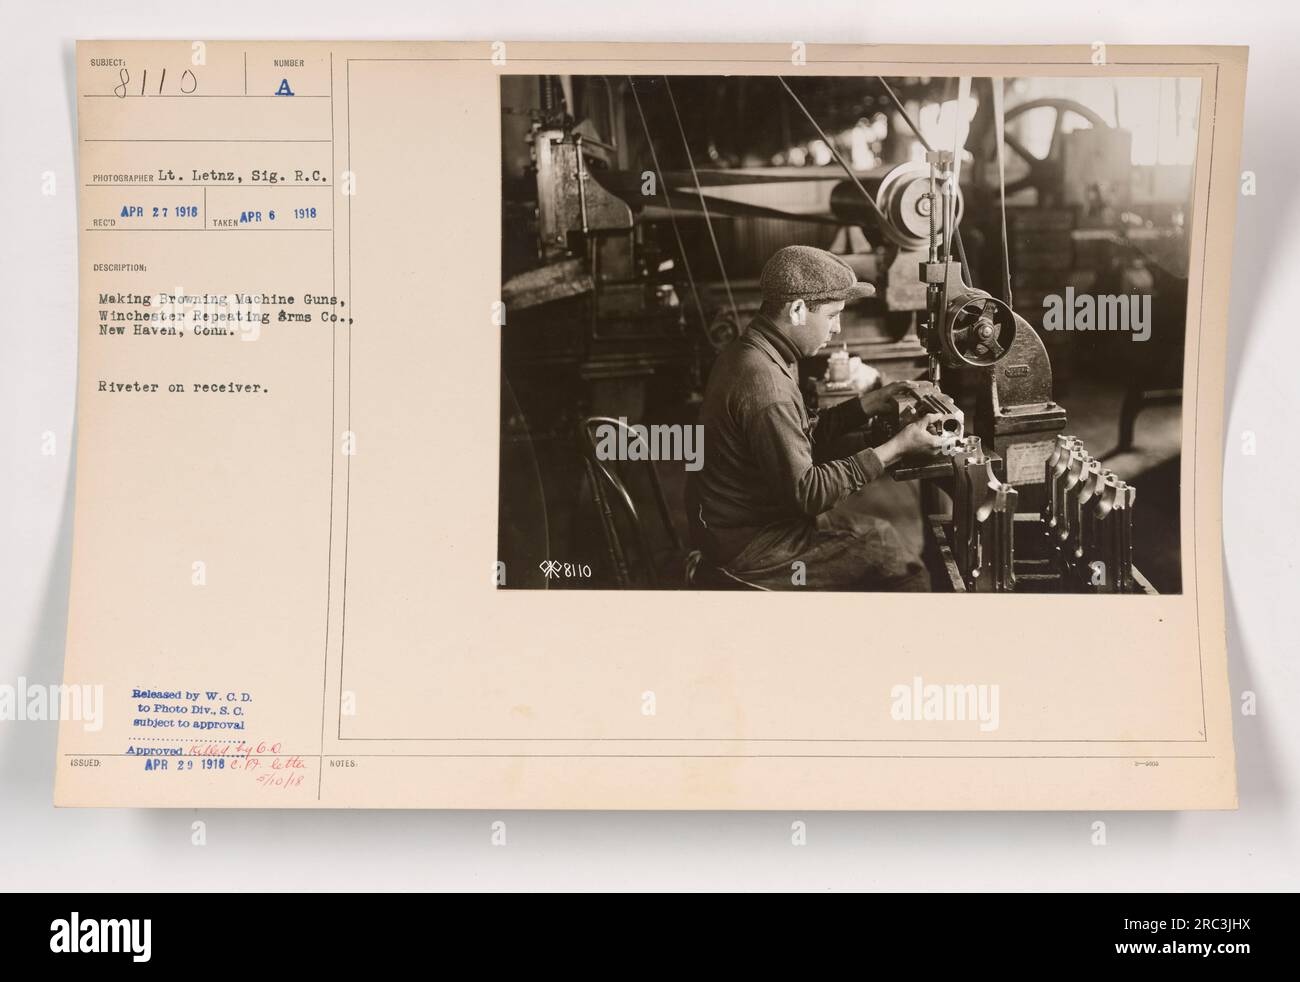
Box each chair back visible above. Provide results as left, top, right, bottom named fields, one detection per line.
left=578, top=417, right=683, bottom=588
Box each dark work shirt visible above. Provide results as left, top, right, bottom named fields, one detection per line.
left=687, top=314, right=884, bottom=565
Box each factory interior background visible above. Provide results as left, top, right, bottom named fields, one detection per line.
left=498, top=74, right=1199, bottom=592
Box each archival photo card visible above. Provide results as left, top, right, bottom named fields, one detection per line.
left=56, top=42, right=1243, bottom=809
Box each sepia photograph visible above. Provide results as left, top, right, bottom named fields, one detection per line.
left=499, top=72, right=1199, bottom=593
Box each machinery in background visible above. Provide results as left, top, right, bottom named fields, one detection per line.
left=502, top=77, right=695, bottom=432
left=499, top=78, right=702, bottom=579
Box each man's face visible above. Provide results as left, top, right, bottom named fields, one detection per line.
left=784, top=299, right=845, bottom=357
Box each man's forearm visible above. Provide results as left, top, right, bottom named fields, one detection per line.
left=873, top=435, right=904, bottom=469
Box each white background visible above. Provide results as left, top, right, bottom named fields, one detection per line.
left=1, top=0, right=1295, bottom=891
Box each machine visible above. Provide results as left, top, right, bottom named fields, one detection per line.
left=837, top=134, right=1151, bottom=593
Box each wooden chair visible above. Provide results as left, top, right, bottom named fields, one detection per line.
left=578, top=417, right=683, bottom=588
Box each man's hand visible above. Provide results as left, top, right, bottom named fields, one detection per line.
left=859, top=379, right=919, bottom=418
left=875, top=415, right=948, bottom=467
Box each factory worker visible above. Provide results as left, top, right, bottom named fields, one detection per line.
left=688, top=245, right=942, bottom=590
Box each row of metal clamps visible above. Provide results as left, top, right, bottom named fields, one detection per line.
left=1042, top=435, right=1136, bottom=592
left=948, top=435, right=1018, bottom=592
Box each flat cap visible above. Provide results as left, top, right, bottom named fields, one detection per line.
left=759, top=245, right=876, bottom=306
